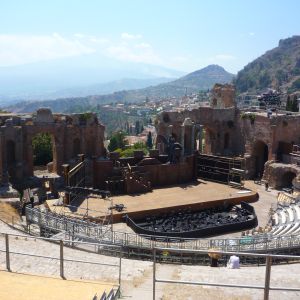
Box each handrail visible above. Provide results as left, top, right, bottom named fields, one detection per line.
left=24, top=207, right=300, bottom=254
left=152, top=247, right=300, bottom=300
left=0, top=232, right=122, bottom=293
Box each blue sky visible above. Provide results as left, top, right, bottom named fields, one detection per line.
left=0, top=0, right=299, bottom=73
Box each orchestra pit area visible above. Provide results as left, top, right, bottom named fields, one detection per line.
left=125, top=202, right=257, bottom=238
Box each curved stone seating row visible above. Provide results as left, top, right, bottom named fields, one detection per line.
left=252, top=204, right=300, bottom=238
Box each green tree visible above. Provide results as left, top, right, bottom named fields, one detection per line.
left=135, top=120, right=140, bottom=135
left=146, top=131, right=153, bottom=149
left=108, top=131, right=128, bottom=152
left=120, top=141, right=148, bottom=157
left=286, top=95, right=292, bottom=111
left=292, top=95, right=299, bottom=112
left=32, top=133, right=53, bottom=166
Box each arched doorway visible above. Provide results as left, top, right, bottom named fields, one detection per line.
left=202, top=128, right=215, bottom=154
left=252, top=140, right=269, bottom=177
left=32, top=133, right=54, bottom=172
left=277, top=141, right=293, bottom=162
left=280, top=171, right=296, bottom=188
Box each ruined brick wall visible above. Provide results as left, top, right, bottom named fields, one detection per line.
left=239, top=113, right=300, bottom=177
left=156, top=106, right=242, bottom=156
left=156, top=83, right=300, bottom=179
left=0, top=108, right=105, bottom=184
left=210, top=83, right=236, bottom=108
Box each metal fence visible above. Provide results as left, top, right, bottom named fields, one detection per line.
left=25, top=207, right=300, bottom=257
left=1, top=230, right=300, bottom=300
left=152, top=247, right=300, bottom=300
left=0, top=232, right=122, bottom=297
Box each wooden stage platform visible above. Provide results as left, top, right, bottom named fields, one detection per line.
left=47, top=180, right=258, bottom=223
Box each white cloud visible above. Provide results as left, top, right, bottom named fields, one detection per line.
left=89, top=37, right=109, bottom=44
left=215, top=54, right=236, bottom=61
left=121, top=32, right=142, bottom=40
left=106, top=42, right=161, bottom=65
left=134, top=42, right=151, bottom=49
left=0, top=33, right=95, bottom=66
left=0, top=32, right=190, bottom=71
left=249, top=32, right=255, bottom=36
left=73, top=33, right=85, bottom=38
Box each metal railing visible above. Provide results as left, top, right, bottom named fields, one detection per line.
left=152, top=247, right=300, bottom=300
left=25, top=207, right=300, bottom=257
left=0, top=232, right=122, bottom=296
left=2, top=230, right=300, bottom=300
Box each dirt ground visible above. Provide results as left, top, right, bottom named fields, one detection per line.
left=0, top=270, right=114, bottom=300
left=0, top=202, right=21, bottom=224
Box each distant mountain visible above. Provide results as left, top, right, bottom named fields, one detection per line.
left=0, top=53, right=184, bottom=104
left=7, top=64, right=234, bottom=113
left=235, top=35, right=300, bottom=93
left=47, top=77, right=175, bottom=99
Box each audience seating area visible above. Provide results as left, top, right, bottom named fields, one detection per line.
left=243, top=192, right=300, bottom=238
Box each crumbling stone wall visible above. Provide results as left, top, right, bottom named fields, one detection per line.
left=210, top=83, right=235, bottom=108
left=263, top=162, right=300, bottom=189
left=156, top=83, right=300, bottom=179
left=0, top=108, right=105, bottom=184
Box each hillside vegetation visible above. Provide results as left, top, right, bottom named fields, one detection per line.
left=235, top=36, right=300, bottom=93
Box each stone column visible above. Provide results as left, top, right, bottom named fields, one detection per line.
left=180, top=125, right=185, bottom=156
left=182, top=118, right=193, bottom=155
left=191, top=124, right=195, bottom=153
left=198, top=125, right=203, bottom=152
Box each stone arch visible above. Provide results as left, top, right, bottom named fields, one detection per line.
left=26, top=129, right=61, bottom=176
left=280, top=171, right=296, bottom=188
left=31, top=132, right=54, bottom=169
left=252, top=140, right=269, bottom=177
left=73, top=138, right=81, bottom=157
left=276, top=141, right=293, bottom=162
left=203, top=127, right=215, bottom=154
left=195, top=130, right=203, bottom=152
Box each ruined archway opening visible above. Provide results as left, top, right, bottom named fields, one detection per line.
left=280, top=171, right=296, bottom=189
left=277, top=141, right=293, bottom=162
left=252, top=140, right=268, bottom=178
left=202, top=128, right=214, bottom=155
left=32, top=133, right=54, bottom=172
